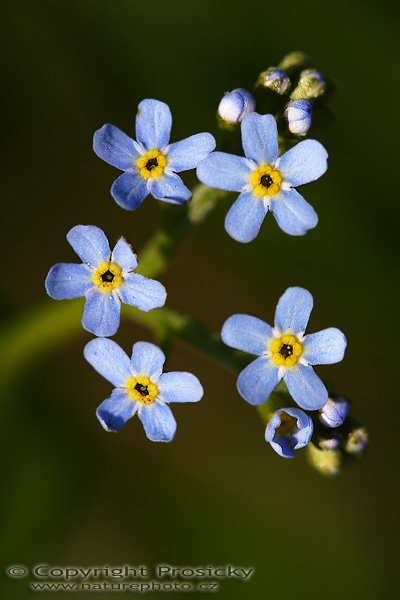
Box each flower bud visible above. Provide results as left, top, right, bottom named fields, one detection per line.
left=319, top=396, right=350, bottom=428
left=307, top=443, right=342, bottom=477
left=344, top=427, right=368, bottom=455
left=285, top=99, right=312, bottom=136
left=291, top=69, right=326, bottom=100
left=256, top=68, right=290, bottom=95
left=278, top=51, right=313, bottom=76
left=316, top=428, right=343, bottom=451
left=217, top=88, right=256, bottom=124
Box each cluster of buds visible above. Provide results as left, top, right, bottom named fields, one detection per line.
left=307, top=396, right=369, bottom=476
left=217, top=51, right=334, bottom=142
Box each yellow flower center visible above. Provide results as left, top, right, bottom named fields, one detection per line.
left=92, top=261, right=123, bottom=293
left=249, top=164, right=282, bottom=197
left=125, top=375, right=159, bottom=405
left=137, top=149, right=167, bottom=179
left=275, top=411, right=297, bottom=436
left=269, top=333, right=303, bottom=367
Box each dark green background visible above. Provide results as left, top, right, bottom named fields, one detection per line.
left=1, top=1, right=399, bottom=598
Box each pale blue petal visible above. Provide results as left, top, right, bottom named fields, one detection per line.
left=274, top=287, right=313, bottom=334
left=119, top=273, right=166, bottom=311
left=82, top=291, right=121, bottom=337
left=135, top=99, right=172, bottom=150
left=270, top=189, right=318, bottom=235
left=225, top=192, right=268, bottom=243
left=303, top=328, right=347, bottom=365
left=166, top=133, right=216, bottom=172
left=67, top=225, right=110, bottom=266
left=241, top=113, right=279, bottom=164
left=284, top=365, right=328, bottom=410
left=150, top=172, right=191, bottom=204
left=130, top=341, right=165, bottom=380
left=138, top=402, right=177, bottom=442
left=158, top=372, right=203, bottom=403
left=275, top=139, right=328, bottom=186
left=265, top=407, right=313, bottom=458
left=111, top=170, right=149, bottom=211
left=93, top=124, right=139, bottom=171
left=45, top=263, right=92, bottom=299
left=237, top=357, right=281, bottom=405
left=111, top=238, right=137, bottom=272
left=270, top=437, right=296, bottom=458
left=96, top=389, right=137, bottom=432
left=84, top=338, right=132, bottom=386
left=221, top=314, right=272, bottom=355
left=196, top=152, right=251, bottom=192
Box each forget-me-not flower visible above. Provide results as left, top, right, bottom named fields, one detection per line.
left=93, top=99, right=215, bottom=210
left=221, top=287, right=347, bottom=410
left=265, top=407, right=313, bottom=458
left=217, top=88, right=256, bottom=124
left=84, top=338, right=203, bottom=441
left=45, top=225, right=166, bottom=337
left=197, top=112, right=327, bottom=242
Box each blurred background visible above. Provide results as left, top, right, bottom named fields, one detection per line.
left=1, top=0, right=399, bottom=598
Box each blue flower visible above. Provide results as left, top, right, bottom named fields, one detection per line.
left=45, top=225, right=166, bottom=337
left=84, top=338, right=203, bottom=441
left=285, top=99, right=313, bottom=136
left=93, top=99, right=215, bottom=210
left=265, top=407, right=313, bottom=458
left=221, top=287, right=347, bottom=410
left=197, top=112, right=327, bottom=242
left=319, top=395, right=350, bottom=428
left=217, top=88, right=256, bottom=124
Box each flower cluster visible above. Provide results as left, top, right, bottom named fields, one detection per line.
left=45, top=99, right=212, bottom=440
left=222, top=286, right=347, bottom=458
left=44, top=53, right=367, bottom=473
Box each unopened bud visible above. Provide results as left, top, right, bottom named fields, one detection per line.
left=345, top=427, right=368, bottom=455
left=278, top=51, right=313, bottom=76
left=285, top=99, right=312, bottom=136
left=291, top=68, right=326, bottom=100
left=256, top=68, right=290, bottom=95
left=217, top=88, right=256, bottom=124
left=307, top=443, right=342, bottom=477
left=319, top=396, right=350, bottom=428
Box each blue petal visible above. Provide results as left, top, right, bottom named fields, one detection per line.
left=93, top=124, right=139, bottom=171
left=221, top=314, right=272, bottom=355
left=284, top=365, right=328, bottom=410
left=196, top=152, right=251, bottom=192
left=270, top=189, right=318, bottom=235
left=67, top=225, right=111, bottom=267
left=241, top=113, right=279, bottom=164
left=119, top=273, right=166, bottom=311
left=166, top=133, right=216, bottom=172
left=274, top=287, right=313, bottom=334
left=158, top=372, right=203, bottom=403
left=270, top=437, right=296, bottom=458
left=237, top=357, right=281, bottom=405
left=96, top=389, right=137, bottom=432
left=111, top=238, right=137, bottom=272
left=45, top=263, right=92, bottom=299
left=82, top=291, right=121, bottom=337
left=275, top=139, right=328, bottom=186
left=130, top=341, right=165, bottom=380
left=111, top=170, right=149, bottom=211
left=138, top=402, right=177, bottom=442
left=135, top=99, right=172, bottom=150
left=225, top=192, right=268, bottom=243
left=149, top=172, right=191, bottom=204
left=84, top=338, right=132, bottom=386
left=303, top=328, right=347, bottom=365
